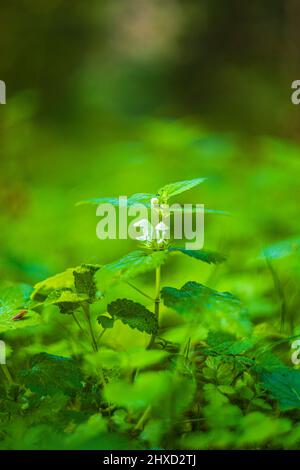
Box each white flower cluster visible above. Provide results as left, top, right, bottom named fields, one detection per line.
left=133, top=197, right=170, bottom=248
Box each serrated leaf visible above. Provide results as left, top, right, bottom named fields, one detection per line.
left=73, top=264, right=100, bottom=302
left=77, top=193, right=155, bottom=208
left=157, top=177, right=206, bottom=201
left=0, top=283, right=41, bottom=333
left=161, top=281, right=241, bottom=315
left=96, top=250, right=168, bottom=289
left=107, top=298, right=158, bottom=335
left=206, top=331, right=254, bottom=355
left=260, top=367, right=300, bottom=410
left=169, top=247, right=226, bottom=264
left=19, top=353, right=83, bottom=396
left=31, top=268, right=76, bottom=301
left=97, top=315, right=114, bottom=329
left=45, top=288, right=88, bottom=314
left=162, top=282, right=250, bottom=335
left=32, top=264, right=100, bottom=305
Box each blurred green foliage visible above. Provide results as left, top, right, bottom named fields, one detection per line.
left=0, top=0, right=300, bottom=451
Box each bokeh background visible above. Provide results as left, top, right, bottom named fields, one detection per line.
left=0, top=0, right=299, bottom=330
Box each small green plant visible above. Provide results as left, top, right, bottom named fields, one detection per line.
left=0, top=178, right=300, bottom=450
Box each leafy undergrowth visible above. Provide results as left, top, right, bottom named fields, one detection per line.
left=0, top=179, right=300, bottom=450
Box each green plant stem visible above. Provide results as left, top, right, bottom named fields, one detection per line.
left=265, top=257, right=287, bottom=331
left=82, top=303, right=98, bottom=353
left=97, top=327, right=107, bottom=344
left=148, top=265, right=161, bottom=349
left=155, top=265, right=161, bottom=321
left=1, top=363, right=13, bottom=384
left=134, top=405, right=152, bottom=431
left=71, top=312, right=85, bottom=334
left=82, top=303, right=107, bottom=389
left=126, top=281, right=154, bottom=301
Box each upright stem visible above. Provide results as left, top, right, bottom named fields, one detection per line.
left=82, top=303, right=107, bottom=389
left=82, top=303, right=98, bottom=353
left=1, top=364, right=13, bottom=385
left=148, top=265, right=161, bottom=349
left=154, top=265, right=161, bottom=322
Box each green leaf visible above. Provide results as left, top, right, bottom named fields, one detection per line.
left=107, top=298, right=158, bottom=335
left=77, top=193, right=154, bottom=208
left=157, top=177, right=206, bottom=201
left=96, top=250, right=168, bottom=289
left=259, top=237, right=300, bottom=261
left=97, top=315, right=114, bottom=329
left=104, top=371, right=195, bottom=415
left=85, top=348, right=169, bottom=371
left=0, top=283, right=33, bottom=312
left=206, top=331, right=254, bottom=355
left=169, top=247, right=226, bottom=264
left=162, top=282, right=250, bottom=335
left=0, top=283, right=41, bottom=333
left=236, top=412, right=291, bottom=446
left=31, top=268, right=76, bottom=301
left=260, top=367, right=300, bottom=410
left=73, top=264, right=100, bottom=302
left=170, top=206, right=230, bottom=216
left=161, top=281, right=241, bottom=315
left=218, top=385, right=236, bottom=395
left=45, top=288, right=88, bottom=314
left=31, top=264, right=100, bottom=305
left=19, top=353, right=83, bottom=396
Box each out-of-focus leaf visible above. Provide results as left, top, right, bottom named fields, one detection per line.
left=97, top=315, right=114, bottom=329
left=0, top=283, right=41, bottom=332
left=170, top=206, right=230, bottom=216
left=73, top=264, right=100, bottom=302
left=107, top=298, right=158, bottom=335
left=31, top=268, right=75, bottom=301
left=45, top=288, right=88, bottom=314
left=77, top=193, right=154, bottom=208
left=236, top=412, right=291, bottom=446
left=19, top=353, right=83, bottom=396
left=157, top=177, right=206, bottom=201
left=206, top=331, right=254, bottom=355
left=162, top=282, right=250, bottom=335
left=31, top=264, right=100, bottom=302
left=85, top=348, right=169, bottom=371
left=161, top=281, right=241, bottom=315
left=104, top=371, right=195, bottom=415
left=96, top=250, right=168, bottom=289
left=260, top=367, right=300, bottom=410
left=169, top=247, right=226, bottom=264
left=259, top=237, right=300, bottom=261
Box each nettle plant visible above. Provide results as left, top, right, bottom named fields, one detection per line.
left=2, top=178, right=300, bottom=449
left=0, top=178, right=230, bottom=381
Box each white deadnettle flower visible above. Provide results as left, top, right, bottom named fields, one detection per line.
left=133, top=218, right=154, bottom=242
left=151, top=197, right=159, bottom=207
left=134, top=198, right=170, bottom=246
left=154, top=221, right=170, bottom=245
left=133, top=218, right=170, bottom=246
